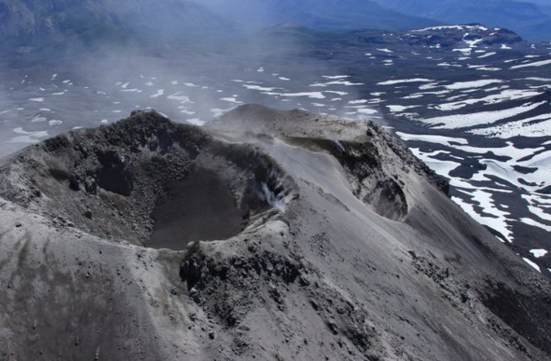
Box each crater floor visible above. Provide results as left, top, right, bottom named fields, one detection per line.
left=147, top=168, right=248, bottom=250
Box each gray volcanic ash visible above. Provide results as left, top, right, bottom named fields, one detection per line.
left=0, top=106, right=550, bottom=361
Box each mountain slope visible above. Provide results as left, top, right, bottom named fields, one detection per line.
left=201, top=0, right=440, bottom=31
left=0, top=0, right=229, bottom=58
left=373, top=0, right=551, bottom=42
left=0, top=108, right=550, bottom=360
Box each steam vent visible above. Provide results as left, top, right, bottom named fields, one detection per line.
left=0, top=106, right=550, bottom=361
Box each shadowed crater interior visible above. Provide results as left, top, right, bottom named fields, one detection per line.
left=146, top=168, right=249, bottom=249
left=0, top=111, right=296, bottom=250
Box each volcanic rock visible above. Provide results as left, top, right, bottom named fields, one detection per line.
left=0, top=106, right=550, bottom=361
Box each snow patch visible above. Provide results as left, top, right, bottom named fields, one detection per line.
left=9, top=128, right=49, bottom=144
left=529, top=249, right=548, bottom=258
left=187, top=118, right=206, bottom=126
left=444, top=79, right=503, bottom=90
left=377, top=78, right=432, bottom=85
left=281, top=92, right=326, bottom=99
left=168, top=92, right=193, bottom=104
left=151, top=89, right=165, bottom=98
left=511, top=59, right=551, bottom=69
left=478, top=52, right=496, bottom=59
left=396, top=132, right=468, bottom=147
left=422, top=102, right=546, bottom=129
left=522, top=258, right=541, bottom=272
left=387, top=105, right=419, bottom=112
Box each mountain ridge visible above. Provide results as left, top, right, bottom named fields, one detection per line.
left=371, top=0, right=551, bottom=42
left=2, top=107, right=549, bottom=360
left=0, top=0, right=230, bottom=57
left=172, top=0, right=442, bottom=32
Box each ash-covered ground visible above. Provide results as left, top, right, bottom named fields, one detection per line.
left=0, top=107, right=550, bottom=361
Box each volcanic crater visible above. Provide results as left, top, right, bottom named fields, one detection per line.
left=0, top=110, right=295, bottom=250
